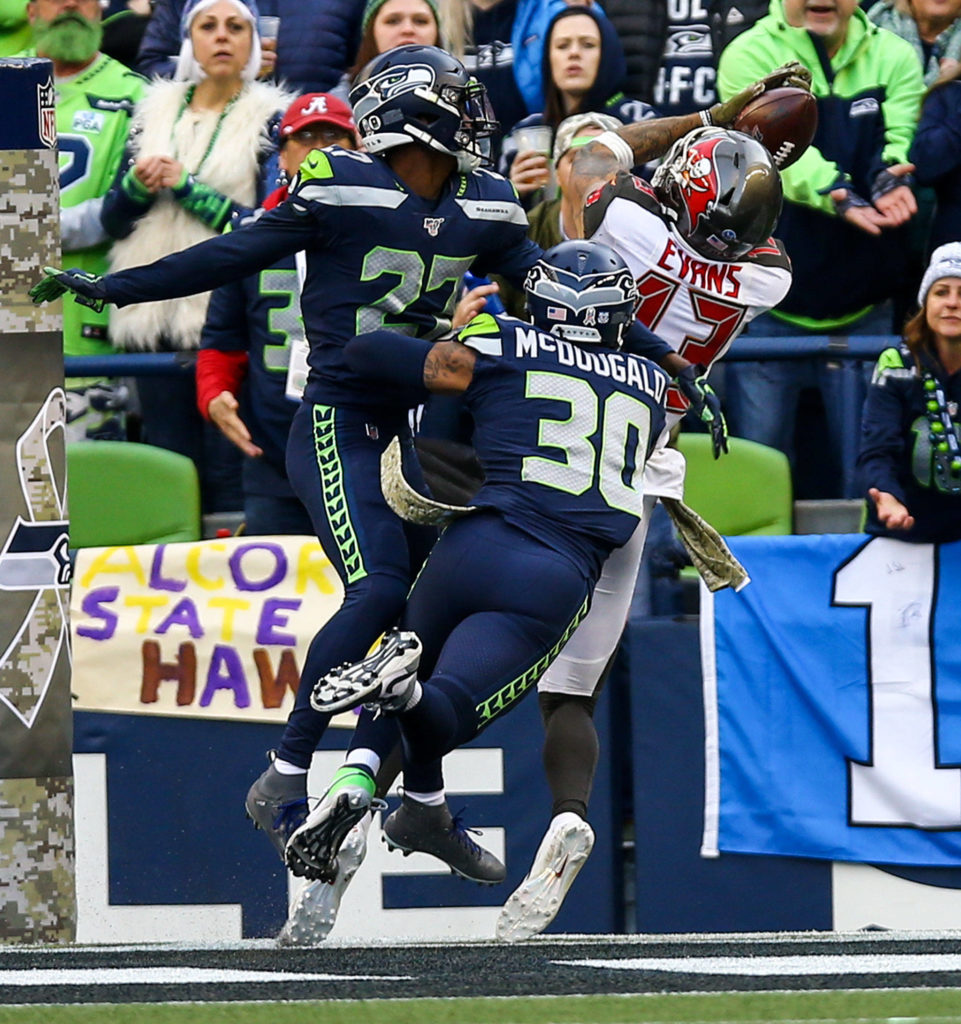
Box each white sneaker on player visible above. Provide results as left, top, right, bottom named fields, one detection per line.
left=495, top=812, right=595, bottom=942
left=310, top=628, right=421, bottom=715
left=276, top=814, right=371, bottom=946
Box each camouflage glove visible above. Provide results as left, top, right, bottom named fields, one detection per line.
left=832, top=189, right=872, bottom=216
left=704, top=61, right=813, bottom=128
left=29, top=266, right=108, bottom=312
left=676, top=364, right=729, bottom=459
left=871, top=165, right=915, bottom=203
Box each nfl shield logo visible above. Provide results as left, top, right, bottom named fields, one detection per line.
left=423, top=217, right=444, bottom=236
left=38, top=77, right=56, bottom=149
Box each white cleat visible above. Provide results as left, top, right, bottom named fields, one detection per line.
left=276, top=815, right=371, bottom=946
left=310, top=628, right=422, bottom=714
left=495, top=812, right=595, bottom=943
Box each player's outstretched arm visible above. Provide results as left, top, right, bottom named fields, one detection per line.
left=31, top=204, right=314, bottom=310
left=423, top=342, right=476, bottom=395
left=567, top=61, right=813, bottom=225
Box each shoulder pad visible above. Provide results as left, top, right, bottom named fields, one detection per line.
left=298, top=148, right=335, bottom=184
left=877, top=346, right=906, bottom=371
left=872, top=345, right=914, bottom=385
left=458, top=313, right=504, bottom=355
left=742, top=237, right=792, bottom=270
left=584, top=172, right=660, bottom=238
left=456, top=170, right=528, bottom=225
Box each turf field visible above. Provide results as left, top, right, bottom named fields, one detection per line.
left=2, top=932, right=961, bottom=1022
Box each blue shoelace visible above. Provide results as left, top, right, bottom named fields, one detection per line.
left=449, top=808, right=484, bottom=854
left=273, top=796, right=308, bottom=838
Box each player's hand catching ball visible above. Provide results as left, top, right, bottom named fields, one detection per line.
left=30, top=267, right=108, bottom=312
left=706, top=61, right=813, bottom=128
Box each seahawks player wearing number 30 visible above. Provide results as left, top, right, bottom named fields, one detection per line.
left=32, top=45, right=810, bottom=920
left=286, top=241, right=670, bottom=891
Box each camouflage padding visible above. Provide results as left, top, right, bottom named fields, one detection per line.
left=0, top=149, right=61, bottom=335
left=476, top=595, right=591, bottom=727
left=0, top=775, right=76, bottom=943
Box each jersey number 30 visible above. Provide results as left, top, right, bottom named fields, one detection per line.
left=522, top=371, right=652, bottom=515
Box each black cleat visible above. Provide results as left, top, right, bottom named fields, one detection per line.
left=383, top=796, right=505, bottom=884
left=286, top=782, right=380, bottom=881
left=245, top=757, right=308, bottom=869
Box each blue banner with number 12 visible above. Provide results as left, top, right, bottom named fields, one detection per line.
left=701, top=534, right=961, bottom=866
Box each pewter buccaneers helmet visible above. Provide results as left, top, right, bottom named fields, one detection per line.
left=349, top=44, right=498, bottom=167
left=652, top=127, right=783, bottom=261
left=525, top=240, right=640, bottom=350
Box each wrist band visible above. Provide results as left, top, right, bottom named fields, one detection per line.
left=594, top=131, right=634, bottom=170
left=699, top=109, right=714, bottom=127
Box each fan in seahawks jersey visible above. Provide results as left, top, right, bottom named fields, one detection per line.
left=497, top=127, right=795, bottom=943
left=285, top=240, right=669, bottom=889
left=20, top=0, right=145, bottom=438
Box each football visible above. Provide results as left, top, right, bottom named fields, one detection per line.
left=732, top=87, right=818, bottom=170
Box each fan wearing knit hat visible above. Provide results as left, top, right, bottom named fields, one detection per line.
left=101, top=0, right=294, bottom=510
left=328, top=0, right=441, bottom=105
left=174, top=0, right=262, bottom=83
left=858, top=241, right=961, bottom=542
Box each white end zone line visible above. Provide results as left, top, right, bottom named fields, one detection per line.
left=557, top=953, right=961, bottom=975
left=0, top=968, right=414, bottom=987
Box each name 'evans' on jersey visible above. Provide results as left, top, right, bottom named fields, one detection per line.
left=512, top=325, right=667, bottom=405
left=656, top=236, right=743, bottom=298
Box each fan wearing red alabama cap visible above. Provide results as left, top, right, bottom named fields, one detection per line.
left=266, top=92, right=359, bottom=209
left=195, top=92, right=358, bottom=534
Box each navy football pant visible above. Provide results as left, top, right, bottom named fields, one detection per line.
left=278, top=401, right=435, bottom=769
left=388, top=512, right=593, bottom=793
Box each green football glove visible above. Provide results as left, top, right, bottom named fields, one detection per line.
left=30, top=267, right=108, bottom=312
left=676, top=364, right=729, bottom=459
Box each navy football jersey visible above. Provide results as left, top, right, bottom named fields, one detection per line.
left=104, top=147, right=541, bottom=408
left=458, top=313, right=669, bottom=579
left=200, top=255, right=302, bottom=497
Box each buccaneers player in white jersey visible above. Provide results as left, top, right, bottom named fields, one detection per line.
left=497, top=127, right=794, bottom=942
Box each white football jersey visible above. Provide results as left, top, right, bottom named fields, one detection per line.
left=586, top=173, right=792, bottom=414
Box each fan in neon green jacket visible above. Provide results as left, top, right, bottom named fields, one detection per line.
left=718, top=0, right=923, bottom=327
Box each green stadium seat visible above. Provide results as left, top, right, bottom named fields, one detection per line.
left=67, top=441, right=202, bottom=549
left=674, top=432, right=793, bottom=536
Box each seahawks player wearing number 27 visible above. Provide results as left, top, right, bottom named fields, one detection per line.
left=284, top=240, right=669, bottom=891
left=32, top=44, right=546, bottom=869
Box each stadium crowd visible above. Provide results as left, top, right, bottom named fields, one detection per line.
left=16, top=0, right=961, bottom=945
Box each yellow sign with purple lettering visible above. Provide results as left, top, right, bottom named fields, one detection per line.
left=70, top=536, right=345, bottom=722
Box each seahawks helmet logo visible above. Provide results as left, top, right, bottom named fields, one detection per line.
left=369, top=64, right=435, bottom=101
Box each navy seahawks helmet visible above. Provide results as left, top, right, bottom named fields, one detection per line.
left=525, top=241, right=639, bottom=350
left=349, top=45, right=498, bottom=168
left=651, top=127, right=782, bottom=261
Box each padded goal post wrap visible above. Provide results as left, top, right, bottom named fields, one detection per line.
left=0, top=57, right=76, bottom=943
